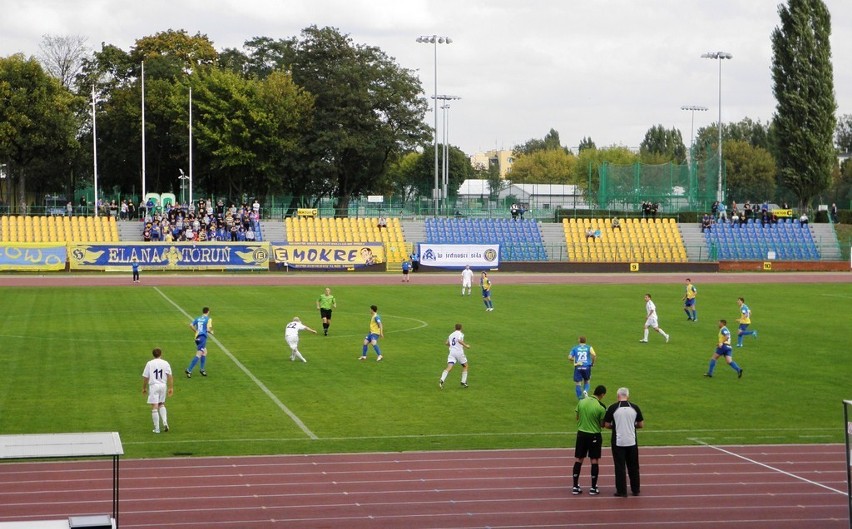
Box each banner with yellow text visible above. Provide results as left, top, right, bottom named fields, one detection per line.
left=271, top=243, right=385, bottom=269
left=68, top=243, right=269, bottom=270
left=0, top=243, right=67, bottom=271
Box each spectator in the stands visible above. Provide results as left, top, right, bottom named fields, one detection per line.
left=831, top=203, right=838, bottom=223
left=510, top=203, right=519, bottom=220
left=377, top=216, right=387, bottom=229
left=731, top=212, right=740, bottom=226
left=701, top=214, right=713, bottom=233
left=717, top=201, right=727, bottom=223
left=586, top=227, right=596, bottom=241
left=743, top=201, right=752, bottom=221
left=799, top=211, right=808, bottom=226
left=611, top=217, right=621, bottom=231
left=711, top=201, right=719, bottom=218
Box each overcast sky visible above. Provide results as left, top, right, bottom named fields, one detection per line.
left=2, top=0, right=851, bottom=155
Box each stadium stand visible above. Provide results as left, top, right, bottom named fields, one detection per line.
left=1, top=215, right=119, bottom=243
left=284, top=217, right=409, bottom=262
left=424, top=218, right=548, bottom=261
left=703, top=218, right=820, bottom=260
left=562, top=218, right=688, bottom=263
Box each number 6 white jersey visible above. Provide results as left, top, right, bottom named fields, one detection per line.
left=447, top=330, right=467, bottom=364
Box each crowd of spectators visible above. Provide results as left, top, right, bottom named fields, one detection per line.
left=641, top=201, right=659, bottom=218
left=141, top=199, right=261, bottom=242
left=702, top=199, right=802, bottom=233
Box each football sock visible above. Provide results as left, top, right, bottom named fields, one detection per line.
left=572, top=462, right=582, bottom=487
left=729, top=361, right=741, bottom=372
left=199, top=356, right=206, bottom=370
left=692, top=310, right=697, bottom=320
left=643, top=329, right=649, bottom=341
left=187, top=357, right=199, bottom=372
left=294, top=350, right=306, bottom=362
left=323, top=323, right=329, bottom=331
left=591, top=464, right=599, bottom=487
left=461, top=371, right=468, bottom=384
left=684, top=309, right=691, bottom=318
left=440, top=371, right=448, bottom=383
left=151, top=409, right=159, bottom=430
left=362, top=344, right=368, bottom=356
left=159, top=407, right=168, bottom=427
left=708, top=358, right=717, bottom=375
left=373, top=345, right=381, bottom=356
left=575, top=385, right=583, bottom=399
left=584, top=382, right=590, bottom=393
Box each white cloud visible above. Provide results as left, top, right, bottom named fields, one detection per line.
left=1, top=0, right=850, bottom=154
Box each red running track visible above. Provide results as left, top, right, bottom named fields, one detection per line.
left=0, top=444, right=847, bottom=528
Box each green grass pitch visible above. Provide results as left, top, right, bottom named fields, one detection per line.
left=0, top=280, right=849, bottom=459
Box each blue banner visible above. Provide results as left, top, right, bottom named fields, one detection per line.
left=0, top=244, right=67, bottom=271
left=69, top=243, right=270, bottom=270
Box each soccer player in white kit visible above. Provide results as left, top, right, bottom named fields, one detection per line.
left=142, top=348, right=173, bottom=434
left=640, top=293, right=669, bottom=343
left=440, top=323, right=471, bottom=388
left=461, top=265, right=474, bottom=295
left=285, top=317, right=317, bottom=362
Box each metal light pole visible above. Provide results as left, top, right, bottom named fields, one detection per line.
left=435, top=95, right=461, bottom=216
left=91, top=84, right=99, bottom=218
left=188, top=84, right=193, bottom=208
left=680, top=105, right=708, bottom=161
left=178, top=169, right=189, bottom=205
left=416, top=34, right=452, bottom=215
left=701, top=51, right=732, bottom=202
left=141, top=61, right=147, bottom=203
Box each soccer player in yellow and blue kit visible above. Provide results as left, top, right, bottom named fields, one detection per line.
left=683, top=278, right=697, bottom=321
left=736, top=297, right=757, bottom=346
left=359, top=305, right=384, bottom=361
left=569, top=336, right=597, bottom=400
left=704, top=319, right=743, bottom=378
left=186, top=307, right=213, bottom=378
left=480, top=272, right=494, bottom=311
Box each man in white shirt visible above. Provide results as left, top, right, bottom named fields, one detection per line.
left=640, top=294, right=669, bottom=343
left=460, top=265, right=474, bottom=296
left=439, top=323, right=471, bottom=388
left=142, top=348, right=173, bottom=434
left=285, top=317, right=317, bottom=363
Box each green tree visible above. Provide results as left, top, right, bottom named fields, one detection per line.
left=506, top=149, right=576, bottom=184
left=219, top=37, right=295, bottom=79
left=130, top=30, right=218, bottom=68
left=639, top=125, right=686, bottom=163
left=771, top=0, right=837, bottom=208
left=513, top=128, right=570, bottom=157
left=0, top=54, right=80, bottom=212
left=286, top=26, right=429, bottom=216
left=723, top=140, right=777, bottom=203
left=835, top=114, right=852, bottom=153
left=578, top=136, right=596, bottom=152
left=188, top=68, right=313, bottom=201
left=402, top=145, right=472, bottom=202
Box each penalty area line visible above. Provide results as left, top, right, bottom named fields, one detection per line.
left=154, top=287, right=318, bottom=440
left=691, top=439, right=846, bottom=495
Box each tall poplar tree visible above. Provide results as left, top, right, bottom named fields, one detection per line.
left=771, top=0, right=837, bottom=208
